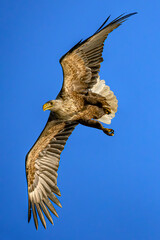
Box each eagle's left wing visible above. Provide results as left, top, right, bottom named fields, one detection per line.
left=25, top=116, right=78, bottom=229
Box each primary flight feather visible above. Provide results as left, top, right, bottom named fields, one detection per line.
left=25, top=12, right=137, bottom=229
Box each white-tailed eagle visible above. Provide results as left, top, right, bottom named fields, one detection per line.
left=25, top=13, right=137, bottom=229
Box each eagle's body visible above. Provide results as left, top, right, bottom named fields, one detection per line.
left=52, top=94, right=85, bottom=120
left=25, top=13, right=137, bottom=229
left=51, top=92, right=106, bottom=121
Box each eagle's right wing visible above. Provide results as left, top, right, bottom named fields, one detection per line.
left=25, top=116, right=78, bottom=229
left=59, top=13, right=137, bottom=96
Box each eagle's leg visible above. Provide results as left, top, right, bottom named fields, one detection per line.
left=79, top=119, right=114, bottom=136
left=84, top=92, right=111, bottom=115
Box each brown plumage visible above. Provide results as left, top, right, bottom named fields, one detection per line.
left=25, top=13, right=137, bottom=229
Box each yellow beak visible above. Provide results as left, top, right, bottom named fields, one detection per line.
left=43, top=102, right=53, bottom=111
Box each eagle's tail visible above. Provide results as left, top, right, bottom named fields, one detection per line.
left=91, top=76, right=118, bottom=124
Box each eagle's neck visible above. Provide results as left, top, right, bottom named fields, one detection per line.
left=51, top=99, right=63, bottom=112
left=51, top=98, right=77, bottom=120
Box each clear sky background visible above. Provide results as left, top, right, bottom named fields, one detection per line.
left=1, top=0, right=160, bottom=239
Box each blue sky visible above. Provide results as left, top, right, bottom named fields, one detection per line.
left=1, top=0, right=160, bottom=239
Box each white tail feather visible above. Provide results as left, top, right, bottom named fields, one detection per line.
left=91, top=76, right=118, bottom=124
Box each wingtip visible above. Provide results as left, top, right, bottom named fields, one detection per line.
left=114, top=12, right=138, bottom=22
left=106, top=11, right=137, bottom=29
left=131, top=11, right=138, bottom=15
left=28, top=216, right=31, bottom=223
left=125, top=12, right=138, bottom=18
left=34, top=217, right=38, bottom=230
left=125, top=12, right=138, bottom=19
left=94, top=11, right=137, bottom=36
left=28, top=199, right=31, bottom=223
left=59, top=202, right=62, bottom=208
left=95, top=15, right=111, bottom=34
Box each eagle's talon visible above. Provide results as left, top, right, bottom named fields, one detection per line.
left=103, top=128, right=114, bottom=136
left=103, top=106, right=112, bottom=115
left=106, top=109, right=111, bottom=115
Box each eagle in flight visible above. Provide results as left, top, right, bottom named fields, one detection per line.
left=25, top=13, right=137, bottom=229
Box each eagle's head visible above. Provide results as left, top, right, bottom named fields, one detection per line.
left=43, top=100, right=59, bottom=112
